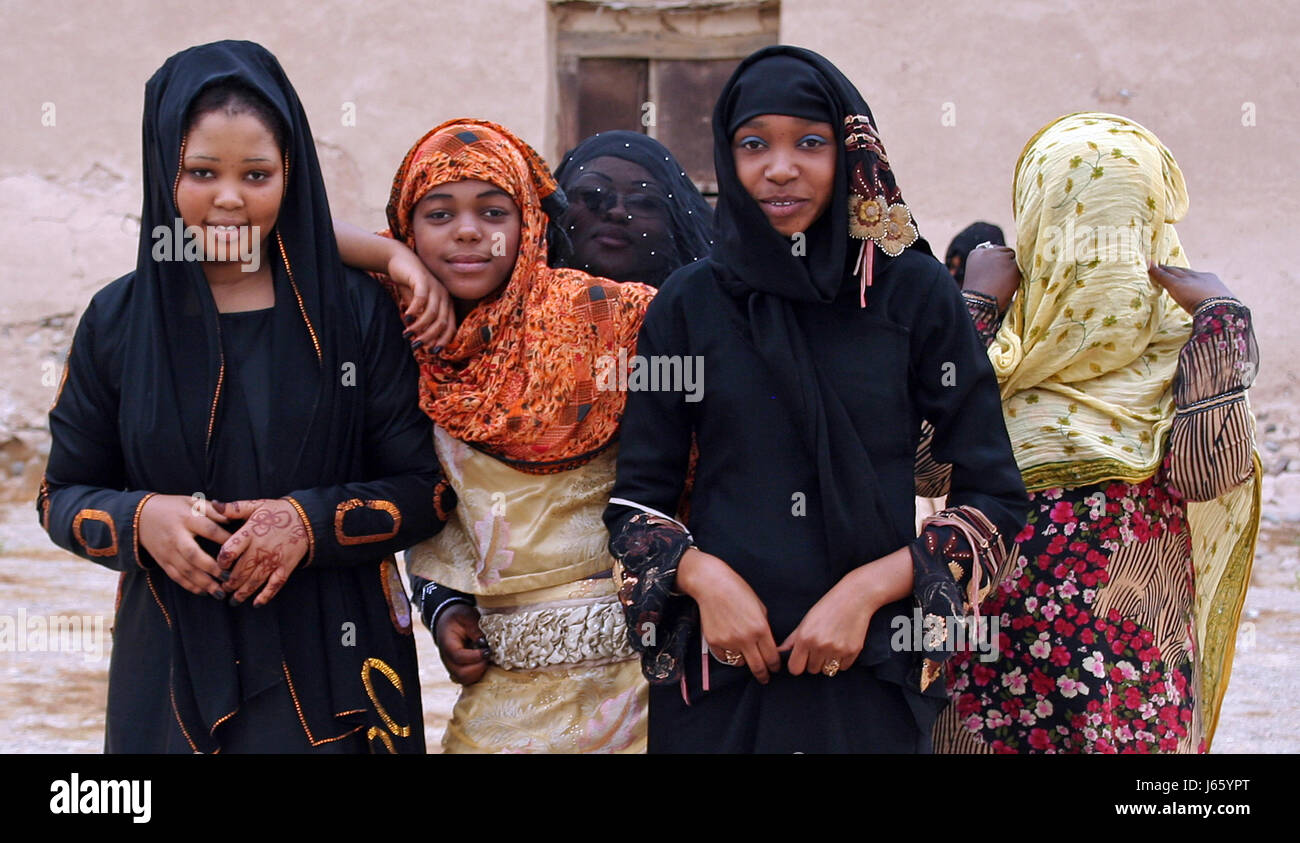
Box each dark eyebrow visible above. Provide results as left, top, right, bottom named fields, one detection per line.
left=184, top=154, right=274, bottom=164
left=477, top=188, right=510, bottom=199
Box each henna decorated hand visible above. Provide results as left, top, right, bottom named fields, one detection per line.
left=213, top=498, right=309, bottom=607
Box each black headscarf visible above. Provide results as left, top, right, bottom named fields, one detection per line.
left=127, top=40, right=355, bottom=496
left=945, top=221, right=1005, bottom=285
left=710, top=45, right=933, bottom=575
left=125, top=40, right=365, bottom=744
left=551, top=130, right=714, bottom=283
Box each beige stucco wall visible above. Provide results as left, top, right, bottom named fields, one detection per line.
left=782, top=0, right=1300, bottom=414
left=1, top=0, right=1297, bottom=495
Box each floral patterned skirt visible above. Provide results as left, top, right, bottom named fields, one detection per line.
left=933, top=469, right=1205, bottom=753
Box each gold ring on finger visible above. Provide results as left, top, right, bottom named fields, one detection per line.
left=822, top=658, right=841, bottom=677
left=722, top=649, right=744, bottom=666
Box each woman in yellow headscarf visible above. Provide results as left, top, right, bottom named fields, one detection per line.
left=927, top=113, right=1260, bottom=753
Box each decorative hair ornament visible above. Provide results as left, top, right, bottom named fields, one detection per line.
left=844, top=114, right=917, bottom=307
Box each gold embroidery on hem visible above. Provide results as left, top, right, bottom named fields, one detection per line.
left=144, top=570, right=173, bottom=629
left=170, top=685, right=200, bottom=753
left=361, top=657, right=411, bottom=738
left=280, top=661, right=369, bottom=747
left=210, top=708, right=239, bottom=733
left=72, top=509, right=118, bottom=557
left=367, top=726, right=397, bottom=754
left=334, top=498, right=402, bottom=546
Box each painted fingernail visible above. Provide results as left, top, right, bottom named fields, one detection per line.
left=411, top=339, right=423, bottom=349
left=404, top=314, right=416, bottom=325
left=211, top=500, right=226, bottom=514
left=229, top=598, right=242, bottom=608
left=219, top=569, right=231, bottom=583
left=432, top=345, right=443, bottom=354
left=402, top=329, right=414, bottom=339
left=211, top=590, right=226, bottom=600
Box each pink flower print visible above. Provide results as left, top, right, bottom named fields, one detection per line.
left=473, top=510, right=515, bottom=587
left=1050, top=501, right=1075, bottom=524
left=577, top=687, right=644, bottom=753
left=1002, top=668, right=1028, bottom=694
left=1029, top=637, right=1051, bottom=660
left=1034, top=699, right=1054, bottom=718
left=1042, top=601, right=1061, bottom=621
left=1082, top=652, right=1107, bottom=679
left=1059, top=676, right=1084, bottom=698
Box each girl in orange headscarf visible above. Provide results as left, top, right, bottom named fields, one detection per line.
left=361, top=120, right=654, bottom=752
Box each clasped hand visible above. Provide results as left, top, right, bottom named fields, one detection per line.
left=676, top=548, right=897, bottom=683
left=138, top=494, right=309, bottom=607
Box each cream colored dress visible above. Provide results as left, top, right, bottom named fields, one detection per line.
left=407, top=426, right=647, bottom=753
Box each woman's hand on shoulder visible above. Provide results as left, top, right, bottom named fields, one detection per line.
left=962, top=245, right=1021, bottom=313
left=212, top=498, right=310, bottom=607
left=386, top=246, right=456, bottom=350
left=1148, top=263, right=1235, bottom=314
left=137, top=494, right=233, bottom=598
left=433, top=603, right=490, bottom=685
left=676, top=547, right=782, bottom=684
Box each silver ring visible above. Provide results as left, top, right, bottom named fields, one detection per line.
left=974, top=241, right=997, bottom=250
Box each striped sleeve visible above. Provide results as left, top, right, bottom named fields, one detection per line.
left=1168, top=298, right=1258, bottom=502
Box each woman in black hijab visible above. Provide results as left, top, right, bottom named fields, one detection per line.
left=945, top=221, right=1005, bottom=286
left=37, top=41, right=450, bottom=753
left=603, top=46, right=1028, bottom=752
left=550, top=130, right=714, bottom=288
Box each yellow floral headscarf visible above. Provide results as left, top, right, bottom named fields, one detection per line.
left=992, top=112, right=1259, bottom=745
left=992, top=112, right=1192, bottom=487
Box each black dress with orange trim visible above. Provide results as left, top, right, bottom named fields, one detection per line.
left=40, top=266, right=451, bottom=753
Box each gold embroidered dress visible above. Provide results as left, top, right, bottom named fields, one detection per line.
left=409, top=428, right=646, bottom=753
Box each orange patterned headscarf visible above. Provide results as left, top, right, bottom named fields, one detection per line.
left=384, top=119, right=655, bottom=472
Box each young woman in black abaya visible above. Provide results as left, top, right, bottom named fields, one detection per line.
left=603, top=46, right=1029, bottom=753
left=38, top=41, right=449, bottom=753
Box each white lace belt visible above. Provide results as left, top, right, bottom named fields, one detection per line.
left=478, top=594, right=636, bottom=670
